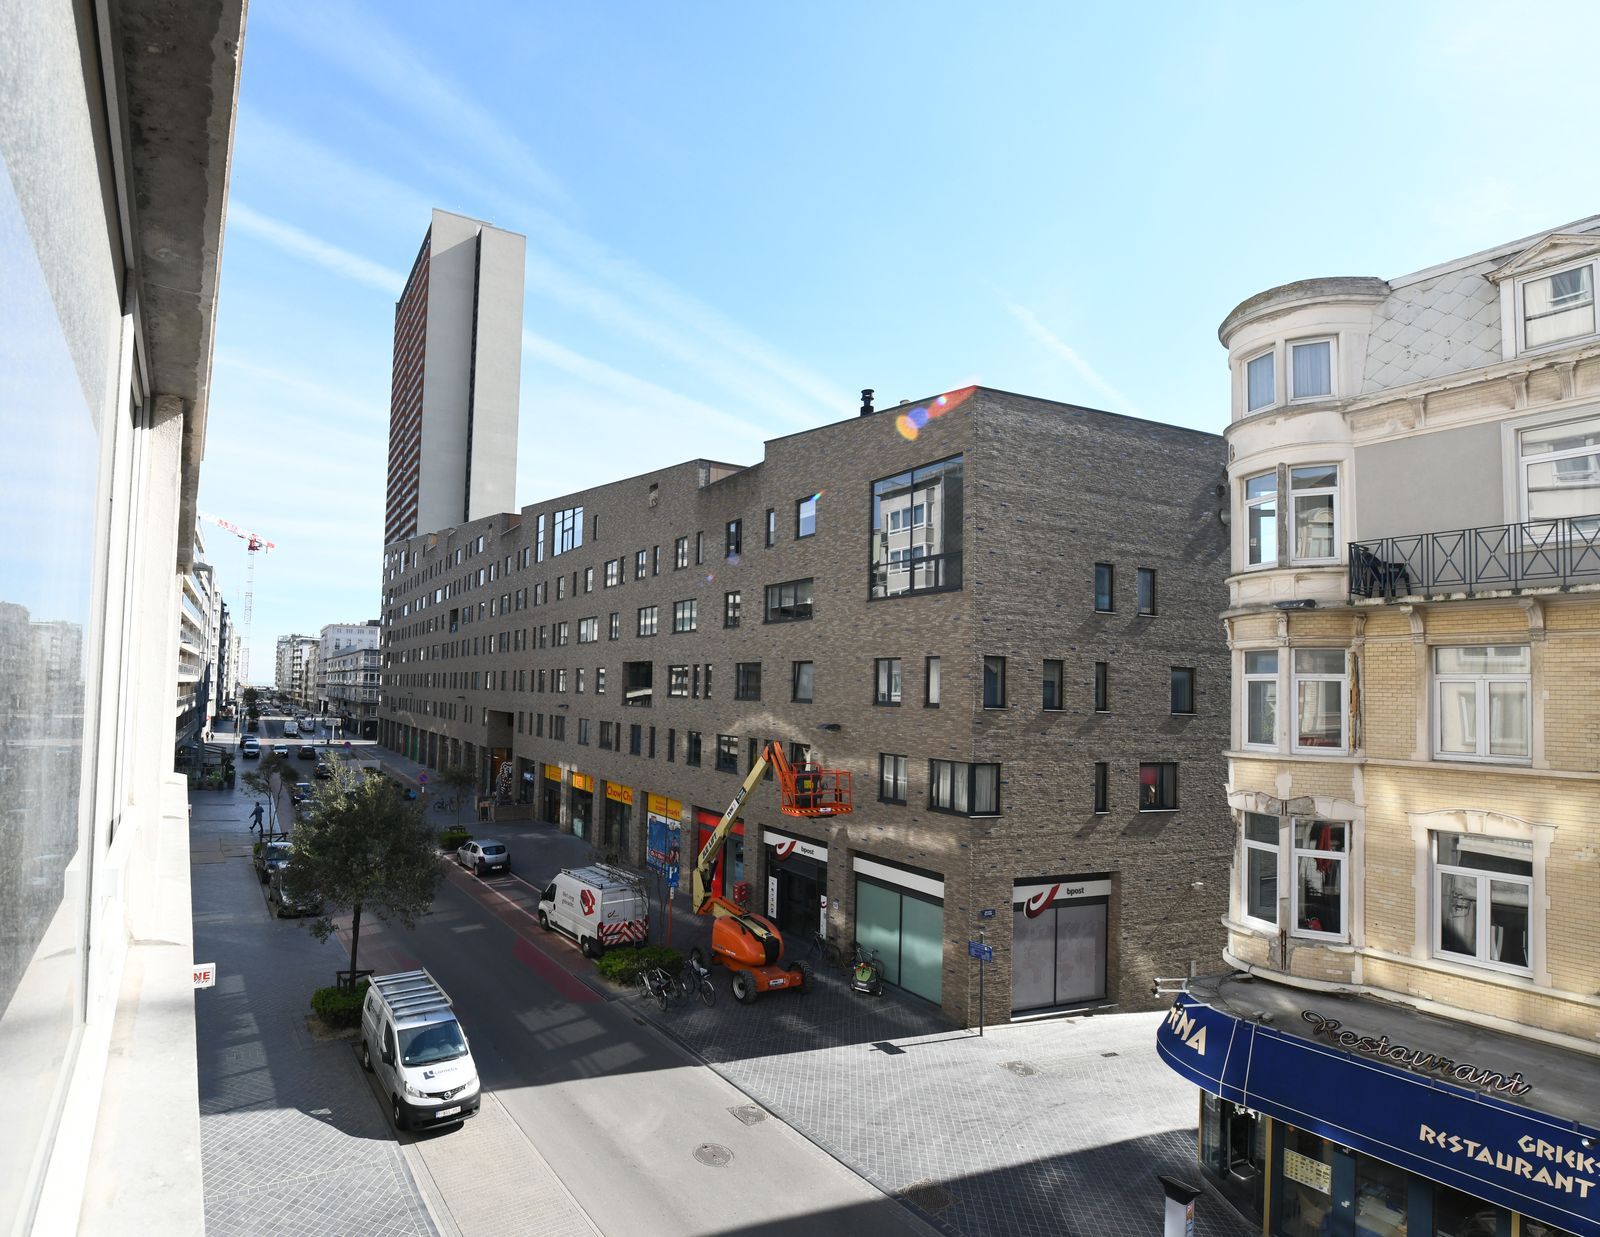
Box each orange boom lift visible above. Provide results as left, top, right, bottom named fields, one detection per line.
left=690, top=743, right=852, bottom=1003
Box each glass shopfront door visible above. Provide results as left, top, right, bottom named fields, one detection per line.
left=853, top=865, right=944, bottom=1005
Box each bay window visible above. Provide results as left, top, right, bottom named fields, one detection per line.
left=871, top=454, right=963, bottom=598
left=1241, top=813, right=1278, bottom=926
left=1291, top=649, right=1346, bottom=752
left=1433, top=646, right=1530, bottom=761
left=1289, top=464, right=1338, bottom=561
left=1246, top=350, right=1275, bottom=411
left=1289, top=339, right=1333, bottom=400
left=1244, top=472, right=1277, bottom=566
left=1434, top=833, right=1532, bottom=973
left=1243, top=650, right=1278, bottom=748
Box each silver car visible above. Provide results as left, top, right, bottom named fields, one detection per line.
left=455, top=840, right=509, bottom=876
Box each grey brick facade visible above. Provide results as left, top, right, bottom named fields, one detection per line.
left=380, top=387, right=1231, bottom=1024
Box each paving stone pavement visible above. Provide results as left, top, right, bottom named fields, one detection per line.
left=190, top=782, right=438, bottom=1237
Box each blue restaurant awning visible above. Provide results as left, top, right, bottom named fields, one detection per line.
left=1157, top=974, right=1600, bottom=1236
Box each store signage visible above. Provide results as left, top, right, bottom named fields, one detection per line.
left=543, top=764, right=561, bottom=782
left=1301, top=1010, right=1532, bottom=1096
left=193, top=963, right=216, bottom=989
left=1283, top=1149, right=1331, bottom=1195
left=571, top=773, right=594, bottom=793
left=764, top=829, right=827, bottom=863
left=767, top=875, right=778, bottom=918
left=1157, top=993, right=1600, bottom=1232
left=646, top=816, right=681, bottom=879
left=1012, top=878, right=1111, bottom=913
left=819, top=894, right=828, bottom=936
left=605, top=784, right=633, bottom=804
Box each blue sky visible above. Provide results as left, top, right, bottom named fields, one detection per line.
left=201, top=0, right=1600, bottom=681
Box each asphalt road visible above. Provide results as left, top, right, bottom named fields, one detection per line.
left=335, top=809, right=932, bottom=1237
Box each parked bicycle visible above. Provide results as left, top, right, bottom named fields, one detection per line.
left=679, top=956, right=716, bottom=1007
left=808, top=930, right=845, bottom=971
left=432, top=796, right=460, bottom=815
left=639, top=965, right=678, bottom=1012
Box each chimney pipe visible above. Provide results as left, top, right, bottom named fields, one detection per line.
left=859, top=388, right=875, bottom=417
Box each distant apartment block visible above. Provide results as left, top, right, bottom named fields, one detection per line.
left=381, top=386, right=1233, bottom=1026
left=385, top=208, right=526, bottom=546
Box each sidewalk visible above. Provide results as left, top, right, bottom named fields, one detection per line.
left=190, top=778, right=437, bottom=1236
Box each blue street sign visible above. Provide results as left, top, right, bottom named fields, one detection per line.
left=967, top=940, right=994, bottom=963
left=418, top=772, right=429, bottom=785
left=667, top=866, right=680, bottom=890
left=979, top=908, right=997, bottom=920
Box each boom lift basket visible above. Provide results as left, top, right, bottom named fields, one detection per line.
left=774, top=750, right=852, bottom=818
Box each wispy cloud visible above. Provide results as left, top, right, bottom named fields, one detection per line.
left=266, top=0, right=567, bottom=206
left=213, top=350, right=387, bottom=424
left=228, top=202, right=405, bottom=296
left=1005, top=302, right=1142, bottom=417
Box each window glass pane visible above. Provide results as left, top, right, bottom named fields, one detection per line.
left=1244, top=650, right=1278, bottom=675
left=1488, top=879, right=1529, bottom=967
left=870, top=456, right=963, bottom=598
left=1434, top=645, right=1529, bottom=674
left=1353, top=1156, right=1409, bottom=1237
left=1247, top=680, right=1277, bottom=744
left=1291, top=340, right=1332, bottom=398
left=1432, top=1182, right=1510, bottom=1237
left=1438, top=833, right=1532, bottom=875
left=1294, top=850, right=1343, bottom=934
left=1436, top=680, right=1478, bottom=755
left=1278, top=1129, right=1335, bottom=1237
left=1246, top=848, right=1277, bottom=922
left=926, top=656, right=941, bottom=705
left=1294, top=649, right=1344, bottom=675
left=1291, top=464, right=1339, bottom=490
left=1295, top=680, right=1343, bottom=747
left=1487, top=681, right=1529, bottom=757
left=982, top=656, right=1004, bottom=708
left=1524, top=455, right=1600, bottom=521
left=1245, top=813, right=1278, bottom=844
left=854, top=880, right=902, bottom=987
left=899, top=896, right=944, bottom=1004
left=1246, top=351, right=1274, bottom=410
left=1524, top=267, right=1595, bottom=348
left=972, top=764, right=999, bottom=813
left=1244, top=472, right=1277, bottom=501
left=1438, top=871, right=1478, bottom=959
left=1247, top=492, right=1277, bottom=565
left=1293, top=492, right=1335, bottom=559
left=1520, top=412, right=1600, bottom=457
left=1170, top=668, right=1194, bottom=713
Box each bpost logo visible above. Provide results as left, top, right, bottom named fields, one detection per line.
left=1165, top=1000, right=1208, bottom=1055
left=775, top=839, right=797, bottom=860
left=1023, top=884, right=1061, bottom=918
left=579, top=888, right=596, bottom=916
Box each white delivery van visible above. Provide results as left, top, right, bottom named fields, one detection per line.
left=360, top=969, right=481, bottom=1132
left=537, top=864, right=648, bottom=957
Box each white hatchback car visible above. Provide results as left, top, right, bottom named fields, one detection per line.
left=455, top=840, right=509, bottom=876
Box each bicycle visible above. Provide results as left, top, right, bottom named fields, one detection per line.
left=809, top=930, right=845, bottom=971
left=639, top=965, right=678, bottom=1012
left=432, top=796, right=460, bottom=815
left=679, top=957, right=716, bottom=1007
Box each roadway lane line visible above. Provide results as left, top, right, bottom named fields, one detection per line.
left=439, top=859, right=605, bottom=1000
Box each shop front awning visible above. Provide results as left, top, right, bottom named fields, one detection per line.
left=1157, top=973, right=1600, bottom=1236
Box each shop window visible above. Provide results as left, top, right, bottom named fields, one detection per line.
left=1292, top=819, right=1347, bottom=939
left=1433, top=646, right=1530, bottom=761
left=874, top=657, right=902, bottom=705
left=1138, top=762, right=1177, bottom=811
left=1243, top=650, right=1278, bottom=747
left=1433, top=1182, right=1511, bottom=1237
left=1278, top=1128, right=1336, bottom=1237
left=870, top=454, right=963, bottom=598
left=1353, top=1155, right=1409, bottom=1237
left=982, top=655, right=1005, bottom=708
left=1433, top=832, right=1533, bottom=974
left=879, top=754, right=907, bottom=804
left=929, top=760, right=1000, bottom=815
left=1242, top=812, right=1278, bottom=926
left=1292, top=649, right=1346, bottom=752
left=1198, top=1096, right=1264, bottom=1224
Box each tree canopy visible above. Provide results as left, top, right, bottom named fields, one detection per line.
left=281, top=765, right=442, bottom=979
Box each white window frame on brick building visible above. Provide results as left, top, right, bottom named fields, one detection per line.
left=1515, top=257, right=1597, bottom=354
left=1288, top=464, right=1339, bottom=564
left=1287, top=337, right=1335, bottom=402
left=1431, top=645, right=1531, bottom=763
left=1290, top=818, right=1348, bottom=942
left=1240, top=812, right=1279, bottom=928
left=1291, top=648, right=1347, bottom=754
left=1242, top=649, right=1278, bottom=750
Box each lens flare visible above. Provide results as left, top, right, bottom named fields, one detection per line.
left=894, top=385, right=976, bottom=440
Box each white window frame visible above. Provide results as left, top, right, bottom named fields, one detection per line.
left=1287, top=337, right=1336, bottom=403
left=1431, top=645, right=1531, bottom=763
left=1242, top=471, right=1278, bottom=567
left=1290, top=648, right=1348, bottom=754
left=1514, top=409, right=1600, bottom=526
left=1516, top=257, right=1599, bottom=356
left=1240, top=812, right=1279, bottom=929
left=1288, top=463, right=1339, bottom=565
left=1245, top=348, right=1276, bottom=412
left=1431, top=833, right=1534, bottom=977
left=1290, top=818, right=1348, bottom=942
left=1242, top=649, right=1279, bottom=750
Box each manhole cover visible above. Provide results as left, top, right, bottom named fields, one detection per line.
left=729, top=1105, right=767, bottom=1126
left=693, top=1143, right=733, bottom=1167
left=899, top=1179, right=957, bottom=1214
left=1001, top=1060, right=1038, bottom=1077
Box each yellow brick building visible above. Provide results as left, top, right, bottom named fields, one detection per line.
left=1158, top=223, right=1600, bottom=1237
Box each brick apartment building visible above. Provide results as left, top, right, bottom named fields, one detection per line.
left=381, top=386, right=1232, bottom=1024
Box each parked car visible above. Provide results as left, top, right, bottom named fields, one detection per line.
left=267, top=871, right=321, bottom=918
left=240, top=737, right=260, bottom=759
left=254, top=839, right=292, bottom=884
left=314, top=761, right=333, bottom=779
left=455, top=839, right=509, bottom=876
left=291, top=781, right=313, bottom=804
left=298, top=745, right=317, bottom=760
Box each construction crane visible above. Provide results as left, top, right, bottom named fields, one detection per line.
left=690, top=743, right=852, bottom=1003
left=200, top=513, right=275, bottom=687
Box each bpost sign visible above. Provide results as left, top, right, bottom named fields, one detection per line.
left=1156, top=994, right=1600, bottom=1234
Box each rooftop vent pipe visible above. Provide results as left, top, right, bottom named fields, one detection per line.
left=859, top=389, right=875, bottom=417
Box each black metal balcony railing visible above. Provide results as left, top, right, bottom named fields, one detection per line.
left=1349, top=517, right=1600, bottom=601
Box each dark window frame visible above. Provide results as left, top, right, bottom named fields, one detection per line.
left=874, top=657, right=903, bottom=706
left=763, top=577, right=814, bottom=623
left=1137, top=567, right=1157, bottom=616
left=1139, top=762, right=1179, bottom=812
left=1094, top=562, right=1115, bottom=613
left=1171, top=667, right=1196, bottom=715
left=1043, top=659, right=1065, bottom=711
left=982, top=655, right=1006, bottom=709
left=879, top=754, right=908, bottom=804
left=735, top=662, right=762, bottom=701
left=791, top=660, right=814, bottom=703
left=927, top=759, right=1002, bottom=816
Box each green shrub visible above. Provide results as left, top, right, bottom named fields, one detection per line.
left=310, top=979, right=369, bottom=1028
left=594, top=945, right=683, bottom=986
left=438, top=827, right=472, bottom=850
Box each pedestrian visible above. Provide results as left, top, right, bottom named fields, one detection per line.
left=250, top=802, right=264, bottom=834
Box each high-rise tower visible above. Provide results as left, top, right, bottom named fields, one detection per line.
left=385, top=209, right=525, bottom=546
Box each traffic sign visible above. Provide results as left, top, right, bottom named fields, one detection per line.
left=979, top=908, right=997, bottom=920
left=967, top=940, right=994, bottom=963
left=667, top=866, right=680, bottom=890
left=418, top=772, right=429, bottom=785
left=343, top=740, right=352, bottom=749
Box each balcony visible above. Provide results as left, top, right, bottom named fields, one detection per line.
left=1350, top=517, right=1600, bottom=601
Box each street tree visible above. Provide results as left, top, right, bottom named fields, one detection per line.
left=281, top=766, right=442, bottom=983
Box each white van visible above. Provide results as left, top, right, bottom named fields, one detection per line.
left=283, top=721, right=298, bottom=737
left=537, top=864, right=648, bottom=957
left=360, top=970, right=481, bottom=1132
